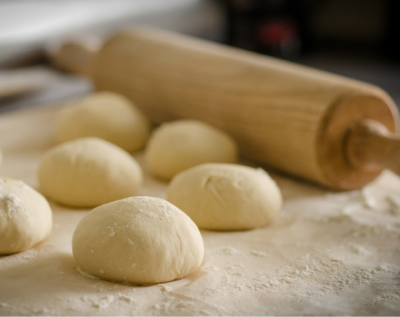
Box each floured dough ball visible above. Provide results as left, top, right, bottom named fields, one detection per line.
left=38, top=137, right=142, bottom=207
left=0, top=178, right=52, bottom=254
left=72, top=196, right=204, bottom=284
left=168, top=163, right=282, bottom=230
left=146, top=120, right=238, bottom=180
left=55, top=92, right=150, bottom=152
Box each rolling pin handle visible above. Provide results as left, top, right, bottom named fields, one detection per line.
left=345, top=119, right=400, bottom=177
left=46, top=35, right=102, bottom=76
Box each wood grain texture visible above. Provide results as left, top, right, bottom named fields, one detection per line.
left=48, top=36, right=101, bottom=76
left=92, top=27, right=399, bottom=189
left=318, top=94, right=397, bottom=189
left=346, top=119, right=400, bottom=176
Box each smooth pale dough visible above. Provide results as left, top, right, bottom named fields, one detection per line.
left=72, top=196, right=204, bottom=284
left=55, top=92, right=150, bottom=152
left=0, top=178, right=52, bottom=254
left=38, top=137, right=142, bottom=207
left=167, top=163, right=282, bottom=230
left=145, top=120, right=238, bottom=180
left=0, top=147, right=2, bottom=168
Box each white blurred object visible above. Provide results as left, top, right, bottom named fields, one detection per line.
left=0, top=0, right=225, bottom=65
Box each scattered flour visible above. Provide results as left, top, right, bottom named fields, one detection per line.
left=0, top=190, right=25, bottom=219
left=361, top=188, right=377, bottom=209
left=248, top=251, right=394, bottom=300
left=116, top=294, right=135, bottom=303
left=306, top=209, right=358, bottom=224
left=298, top=196, right=400, bottom=239
left=153, top=292, right=226, bottom=315
left=107, top=226, right=116, bottom=238
left=1, top=166, right=399, bottom=315
left=346, top=243, right=371, bottom=256
left=77, top=266, right=99, bottom=280
left=203, top=263, right=246, bottom=296
left=215, top=247, right=241, bottom=256
left=32, top=306, right=52, bottom=314
left=126, top=196, right=175, bottom=223
left=351, top=224, right=399, bottom=238
left=84, top=295, right=115, bottom=309
left=386, top=195, right=400, bottom=216
left=251, top=250, right=269, bottom=257
left=159, top=285, right=172, bottom=293
left=368, top=290, right=400, bottom=306
left=324, top=187, right=400, bottom=218
left=153, top=299, right=195, bottom=313
left=78, top=293, right=135, bottom=310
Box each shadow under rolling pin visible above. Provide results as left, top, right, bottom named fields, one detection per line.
left=51, top=27, right=400, bottom=190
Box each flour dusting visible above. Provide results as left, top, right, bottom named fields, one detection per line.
left=386, top=195, right=400, bottom=215
left=160, top=285, right=172, bottom=293
left=251, top=250, right=269, bottom=257
left=116, top=294, right=135, bottom=303
left=346, top=243, right=371, bottom=256
left=0, top=190, right=25, bottom=218
left=215, top=247, right=241, bottom=256
left=129, top=196, right=175, bottom=223
left=248, top=251, right=393, bottom=300
left=77, top=266, right=99, bottom=280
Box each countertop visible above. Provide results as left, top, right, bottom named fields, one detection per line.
left=0, top=104, right=399, bottom=315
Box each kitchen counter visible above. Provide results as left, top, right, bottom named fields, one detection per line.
left=0, top=104, right=399, bottom=315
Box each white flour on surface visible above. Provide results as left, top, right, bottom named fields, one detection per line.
left=1, top=105, right=400, bottom=316
left=1, top=171, right=400, bottom=316
left=0, top=190, right=25, bottom=219
left=77, top=266, right=100, bottom=280
left=249, top=251, right=393, bottom=298
left=250, top=250, right=269, bottom=257
left=214, top=247, right=242, bottom=256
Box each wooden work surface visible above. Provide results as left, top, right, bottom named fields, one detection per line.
left=0, top=105, right=400, bottom=315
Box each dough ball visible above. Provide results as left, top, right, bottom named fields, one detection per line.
left=0, top=178, right=52, bottom=254
left=0, top=147, right=2, bottom=168
left=146, top=120, right=238, bottom=180
left=38, top=137, right=142, bottom=207
left=55, top=92, right=150, bottom=152
left=167, top=163, right=282, bottom=230
left=72, top=196, right=204, bottom=284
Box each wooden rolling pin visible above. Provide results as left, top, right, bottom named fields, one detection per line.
left=52, top=27, right=400, bottom=190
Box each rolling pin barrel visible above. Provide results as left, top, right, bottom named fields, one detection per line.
left=84, top=28, right=399, bottom=190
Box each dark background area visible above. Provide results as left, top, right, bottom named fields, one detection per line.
left=224, top=0, right=400, bottom=61
left=223, top=0, right=400, bottom=104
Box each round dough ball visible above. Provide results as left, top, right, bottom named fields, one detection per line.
left=72, top=196, right=204, bottom=284
left=146, top=120, right=238, bottom=180
left=0, top=177, right=52, bottom=254
left=38, top=137, right=142, bottom=207
left=55, top=92, right=150, bottom=152
left=167, top=163, right=282, bottom=230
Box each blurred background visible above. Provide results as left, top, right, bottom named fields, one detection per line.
left=0, top=0, right=399, bottom=113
